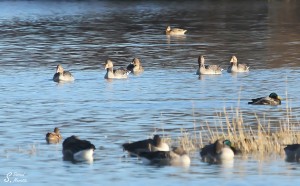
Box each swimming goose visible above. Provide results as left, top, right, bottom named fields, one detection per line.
left=248, top=93, right=281, bottom=105
left=138, top=147, right=191, bottom=166
left=53, top=64, right=74, bottom=82
left=104, top=59, right=130, bottom=79
left=284, top=144, right=300, bottom=162
left=227, top=56, right=249, bottom=73
left=196, top=55, right=223, bottom=75
left=45, top=127, right=62, bottom=144
left=62, top=135, right=95, bottom=162
left=122, top=135, right=170, bottom=157
left=127, top=58, right=144, bottom=74
left=200, top=139, right=235, bottom=163
left=165, top=26, right=187, bottom=35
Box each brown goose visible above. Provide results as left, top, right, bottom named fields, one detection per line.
left=284, top=144, right=300, bottom=162
left=196, top=55, right=223, bottom=75
left=138, top=147, right=190, bottom=166
left=127, top=58, right=144, bottom=74
left=53, top=64, right=74, bottom=82
left=104, top=59, right=130, bottom=79
left=227, top=56, right=249, bottom=73
left=62, top=135, right=95, bottom=162
left=200, top=139, right=235, bottom=163
left=122, top=135, right=169, bottom=156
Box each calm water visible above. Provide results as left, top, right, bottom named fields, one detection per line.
left=1, top=0, right=300, bottom=185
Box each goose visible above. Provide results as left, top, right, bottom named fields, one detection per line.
left=196, top=55, right=223, bottom=75
left=165, top=26, right=187, bottom=35
left=127, top=58, right=144, bottom=74
left=138, top=147, right=190, bottom=166
left=104, top=59, right=130, bottom=79
left=248, top=93, right=281, bottom=105
left=284, top=144, right=300, bottom=162
left=122, top=135, right=170, bottom=157
left=53, top=64, right=74, bottom=82
left=200, top=139, right=235, bottom=163
left=227, top=56, right=249, bottom=73
left=62, top=135, right=95, bottom=162
left=45, top=127, right=62, bottom=144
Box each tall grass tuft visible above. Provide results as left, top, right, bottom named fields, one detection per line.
left=171, top=105, right=300, bottom=156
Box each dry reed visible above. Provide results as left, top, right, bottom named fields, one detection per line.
left=169, top=104, right=300, bottom=157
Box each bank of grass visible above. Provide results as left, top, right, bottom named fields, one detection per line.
left=167, top=105, right=300, bottom=156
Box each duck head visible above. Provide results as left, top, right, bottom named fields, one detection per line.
left=223, top=140, right=232, bottom=147
left=269, top=93, right=281, bottom=100
left=54, top=127, right=60, bottom=134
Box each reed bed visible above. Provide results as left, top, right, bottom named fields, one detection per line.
left=169, top=105, right=300, bottom=157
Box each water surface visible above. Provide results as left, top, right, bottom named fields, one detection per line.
left=1, top=0, right=300, bottom=185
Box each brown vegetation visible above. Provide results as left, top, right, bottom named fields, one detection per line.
left=166, top=103, right=300, bottom=158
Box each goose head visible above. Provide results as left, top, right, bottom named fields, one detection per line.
left=198, top=55, right=205, bottom=67
left=230, top=56, right=238, bottom=64
left=132, top=58, right=141, bottom=66
left=153, top=135, right=162, bottom=146
left=56, top=64, right=64, bottom=73
left=166, top=26, right=171, bottom=32
left=105, top=59, right=114, bottom=69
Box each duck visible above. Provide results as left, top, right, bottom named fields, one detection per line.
left=227, top=56, right=249, bottom=73
left=138, top=147, right=191, bottom=166
left=165, top=26, right=187, bottom=35
left=196, top=55, right=223, bottom=75
left=200, top=139, right=235, bottom=163
left=284, top=144, right=300, bottom=162
left=45, top=127, right=62, bottom=144
left=127, top=58, right=144, bottom=74
left=248, top=92, right=282, bottom=105
left=62, top=135, right=96, bottom=162
left=122, top=135, right=170, bottom=157
left=53, top=64, right=74, bottom=82
left=104, top=59, right=130, bottom=79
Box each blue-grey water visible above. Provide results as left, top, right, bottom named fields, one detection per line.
left=1, top=0, right=300, bottom=185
